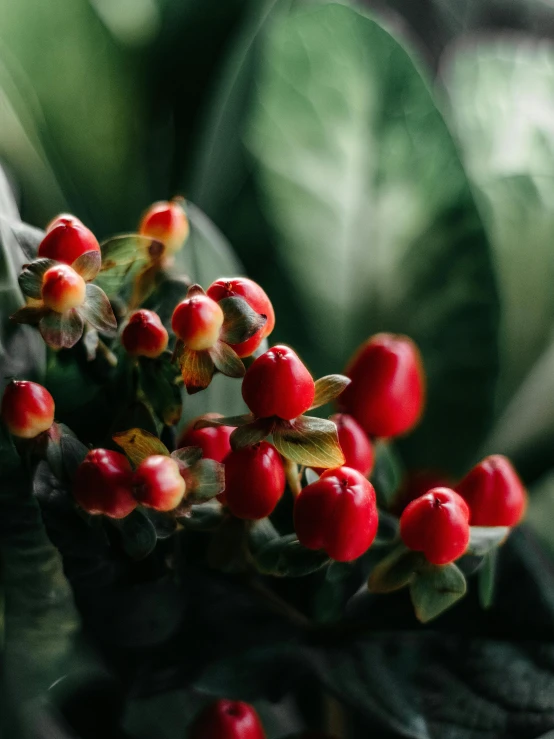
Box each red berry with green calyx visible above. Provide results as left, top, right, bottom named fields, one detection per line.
left=400, top=487, right=470, bottom=565
left=455, top=455, right=527, bottom=527
left=41, top=263, right=86, bottom=313
left=133, top=455, right=186, bottom=511
left=189, top=699, right=266, bottom=739
left=121, top=309, right=168, bottom=358
left=172, top=295, right=224, bottom=350
left=1, top=380, right=55, bottom=439
left=241, top=345, right=315, bottom=420
left=294, top=466, right=378, bottom=562
left=38, top=218, right=100, bottom=264
left=73, top=449, right=136, bottom=519
left=207, top=277, right=275, bottom=357
left=139, top=199, right=189, bottom=255
left=339, top=333, right=425, bottom=438
left=177, top=414, right=232, bottom=463
left=224, top=441, right=285, bottom=520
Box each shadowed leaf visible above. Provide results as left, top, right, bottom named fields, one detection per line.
left=179, top=346, right=215, bottom=394
left=467, top=526, right=510, bottom=557
left=410, top=563, right=467, bottom=623
left=219, top=295, right=267, bottom=344
left=194, top=413, right=254, bottom=429
left=79, top=283, right=117, bottom=334
left=230, top=418, right=275, bottom=450
left=170, top=446, right=203, bottom=467
left=18, top=258, right=56, bottom=298
left=10, top=304, right=49, bottom=325
left=183, top=458, right=226, bottom=502
left=109, top=508, right=157, bottom=560
left=368, top=545, right=425, bottom=594
left=209, top=340, right=245, bottom=378
left=39, top=309, right=84, bottom=349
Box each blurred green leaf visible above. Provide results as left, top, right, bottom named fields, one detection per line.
left=196, top=3, right=499, bottom=475
left=410, top=562, right=466, bottom=622
left=445, top=41, right=554, bottom=408
left=109, top=507, right=157, bottom=560
left=251, top=533, right=330, bottom=577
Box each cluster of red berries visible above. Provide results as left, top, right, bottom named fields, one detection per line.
left=2, top=202, right=528, bottom=573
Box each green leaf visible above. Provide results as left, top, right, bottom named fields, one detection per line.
left=310, top=374, right=351, bottom=410
left=18, top=257, right=56, bottom=299
left=368, top=545, right=425, bottom=594
left=370, top=441, right=405, bottom=510
left=138, top=355, right=182, bottom=427
left=272, top=415, right=344, bottom=469
left=467, top=526, right=510, bottom=557
left=112, top=427, right=169, bottom=467
left=95, top=235, right=157, bottom=297
left=445, top=41, right=554, bottom=407
left=109, top=508, right=157, bottom=560
left=239, top=3, right=498, bottom=475
left=230, top=418, right=275, bottom=450
left=219, top=295, right=267, bottom=344
left=179, top=346, right=215, bottom=394
left=10, top=304, right=48, bottom=325
left=183, top=458, right=226, bottom=502
left=178, top=499, right=224, bottom=531
left=247, top=517, right=280, bottom=554
left=79, top=283, right=117, bottom=335
left=208, top=340, right=245, bottom=378
left=39, top=308, right=84, bottom=349
left=71, top=250, right=101, bottom=281
left=252, top=533, right=330, bottom=577
left=410, top=563, right=467, bottom=623
left=60, top=434, right=89, bottom=480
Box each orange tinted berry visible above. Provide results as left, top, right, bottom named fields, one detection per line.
left=1, top=380, right=55, bottom=439
left=139, top=200, right=189, bottom=255
left=41, top=264, right=86, bottom=313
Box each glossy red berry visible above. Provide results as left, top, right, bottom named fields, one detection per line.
left=139, top=199, right=189, bottom=255
left=224, top=442, right=285, bottom=519
left=400, top=487, right=470, bottom=565
left=207, top=277, right=275, bottom=358
left=41, top=264, right=86, bottom=313
left=38, top=219, right=100, bottom=264
left=121, top=309, right=168, bottom=358
left=241, top=345, right=315, bottom=420
left=171, top=295, right=224, bottom=350
left=189, top=699, right=266, bottom=739
left=391, top=469, right=452, bottom=516
left=1, top=380, right=55, bottom=439
left=177, top=414, right=232, bottom=463
left=294, top=466, right=378, bottom=562
left=339, top=333, right=425, bottom=438
left=455, top=455, right=527, bottom=527
left=73, top=449, right=136, bottom=519
left=133, top=455, right=186, bottom=511
left=327, top=413, right=374, bottom=476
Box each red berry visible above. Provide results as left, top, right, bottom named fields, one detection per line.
left=241, top=345, right=315, bottom=420
left=400, top=487, right=470, bottom=565
left=224, top=442, right=285, bottom=520
left=45, top=213, right=83, bottom=233
left=189, top=699, right=266, bottom=739
left=1, top=380, right=55, bottom=439
left=171, top=295, right=224, bottom=350
left=41, top=263, right=86, bottom=313
left=326, top=413, right=374, bottom=476
left=294, top=466, right=378, bottom=562
left=121, top=309, right=168, bottom=358
left=455, top=455, right=527, bottom=527
left=38, top=219, right=100, bottom=264
left=73, top=449, right=136, bottom=519
left=339, top=333, right=425, bottom=438
left=177, top=414, right=232, bottom=463
left=391, top=469, right=452, bottom=516
left=133, top=455, right=186, bottom=511
left=139, top=199, right=189, bottom=255
left=207, top=277, right=275, bottom=358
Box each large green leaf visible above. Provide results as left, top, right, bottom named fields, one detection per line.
left=230, top=3, right=499, bottom=473
left=445, top=41, right=554, bottom=409
left=0, top=0, right=151, bottom=232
